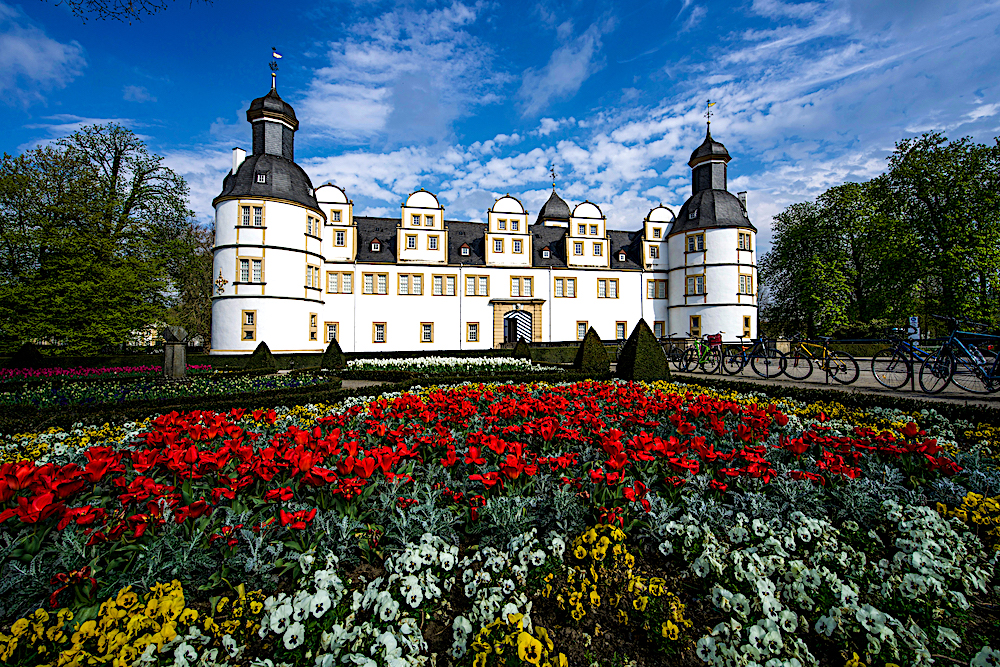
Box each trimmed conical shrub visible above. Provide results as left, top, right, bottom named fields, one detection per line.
left=321, top=337, right=346, bottom=370
left=573, top=327, right=610, bottom=377
left=512, top=339, right=531, bottom=360
left=8, top=342, right=45, bottom=369
left=243, top=341, right=278, bottom=372
left=615, top=319, right=669, bottom=381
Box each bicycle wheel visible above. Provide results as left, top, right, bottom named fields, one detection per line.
left=783, top=350, right=813, bottom=381
left=826, top=351, right=859, bottom=385
left=870, top=349, right=910, bottom=389
left=750, top=349, right=786, bottom=378
left=699, top=348, right=722, bottom=374
left=950, top=353, right=992, bottom=394
left=681, top=348, right=699, bottom=372
left=918, top=349, right=953, bottom=394
left=722, top=347, right=745, bottom=375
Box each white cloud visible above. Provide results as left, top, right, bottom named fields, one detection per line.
left=517, top=22, right=609, bottom=116
left=123, top=85, right=156, bottom=103
left=0, top=2, right=85, bottom=105
left=297, top=2, right=506, bottom=145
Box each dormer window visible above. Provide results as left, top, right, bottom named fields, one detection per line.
left=371, top=241, right=381, bottom=252
left=256, top=173, right=266, bottom=184
left=542, top=248, right=551, bottom=259
left=460, top=246, right=470, bottom=256
left=618, top=251, right=626, bottom=262
left=653, top=228, right=661, bottom=238
left=689, top=208, right=698, bottom=219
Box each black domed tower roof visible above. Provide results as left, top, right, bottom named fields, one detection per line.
left=535, top=190, right=571, bottom=225
left=670, top=124, right=753, bottom=236
left=214, top=85, right=319, bottom=212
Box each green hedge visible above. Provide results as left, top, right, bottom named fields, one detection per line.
left=674, top=375, right=1000, bottom=426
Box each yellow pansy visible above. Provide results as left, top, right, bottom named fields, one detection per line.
left=517, top=632, right=543, bottom=665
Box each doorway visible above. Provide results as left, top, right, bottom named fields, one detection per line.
left=503, top=310, right=532, bottom=344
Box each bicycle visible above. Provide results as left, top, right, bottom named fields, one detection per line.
left=721, top=334, right=787, bottom=379
left=783, top=335, right=860, bottom=384
left=682, top=333, right=722, bottom=374
left=662, top=333, right=688, bottom=373
left=870, top=326, right=931, bottom=389
left=918, top=316, right=1000, bottom=394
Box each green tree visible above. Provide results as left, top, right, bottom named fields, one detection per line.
left=164, top=222, right=215, bottom=349
left=0, top=124, right=194, bottom=354
left=886, top=133, right=1000, bottom=330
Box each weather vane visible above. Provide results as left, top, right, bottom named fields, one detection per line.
left=705, top=99, right=716, bottom=126
left=549, top=164, right=557, bottom=191
left=270, top=47, right=282, bottom=89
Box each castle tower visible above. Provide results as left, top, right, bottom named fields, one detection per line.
left=667, top=125, right=757, bottom=341
left=210, top=86, right=326, bottom=354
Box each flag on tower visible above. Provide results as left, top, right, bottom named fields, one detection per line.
left=272, top=49, right=283, bottom=59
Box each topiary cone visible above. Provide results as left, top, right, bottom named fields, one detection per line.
left=243, top=341, right=278, bottom=372
left=615, top=319, right=669, bottom=381
left=573, top=326, right=610, bottom=377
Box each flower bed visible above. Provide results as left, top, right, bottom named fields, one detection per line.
left=0, top=380, right=997, bottom=667
left=0, top=372, right=332, bottom=409
left=0, top=365, right=213, bottom=383
left=346, top=356, right=557, bottom=375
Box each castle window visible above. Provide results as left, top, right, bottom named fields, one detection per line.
left=649, top=245, right=659, bottom=259
left=597, top=279, right=618, bottom=299
left=647, top=279, right=667, bottom=299
left=466, top=275, right=489, bottom=296
left=306, top=216, right=321, bottom=237
left=739, top=232, right=752, bottom=250
left=252, top=259, right=262, bottom=283
left=309, top=313, right=318, bottom=341
left=433, top=274, right=457, bottom=296
left=363, top=273, right=388, bottom=295
left=744, top=316, right=752, bottom=339
left=461, top=246, right=470, bottom=256
left=424, top=215, right=434, bottom=226
left=654, top=321, right=665, bottom=338
left=331, top=210, right=341, bottom=222
left=578, top=224, right=586, bottom=235
left=618, top=251, right=626, bottom=262
left=335, top=231, right=345, bottom=246
left=325, top=322, right=338, bottom=343
left=305, top=265, right=321, bottom=290
left=373, top=323, right=386, bottom=343
left=406, top=235, right=417, bottom=249
left=412, top=214, right=421, bottom=226
left=242, top=310, right=256, bottom=341
left=420, top=323, right=434, bottom=343
left=398, top=273, right=423, bottom=295
left=371, top=241, right=381, bottom=252
left=739, top=274, right=754, bottom=295
left=511, top=220, right=519, bottom=231
left=686, top=275, right=706, bottom=295
left=494, top=238, right=504, bottom=253
left=511, top=276, right=532, bottom=297
left=542, top=249, right=551, bottom=259
left=327, top=272, right=352, bottom=293
left=689, top=208, right=698, bottom=220
left=513, top=239, right=522, bottom=253
left=498, top=219, right=506, bottom=230
left=689, top=316, right=701, bottom=338
left=577, top=322, right=588, bottom=340
left=590, top=225, right=598, bottom=236
left=653, top=228, right=661, bottom=238
left=253, top=206, right=263, bottom=226
left=239, top=259, right=249, bottom=282
left=593, top=242, right=603, bottom=256
left=428, top=236, right=439, bottom=250
left=554, top=277, right=576, bottom=298
left=686, top=233, right=705, bottom=252
left=574, top=242, right=583, bottom=256
left=616, top=322, right=627, bottom=340
left=256, top=173, right=266, bottom=184
left=467, top=322, right=479, bottom=342
left=241, top=206, right=251, bottom=226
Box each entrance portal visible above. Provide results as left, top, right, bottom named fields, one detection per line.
left=503, top=310, right=532, bottom=344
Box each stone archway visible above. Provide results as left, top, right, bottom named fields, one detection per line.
left=503, top=309, right=532, bottom=343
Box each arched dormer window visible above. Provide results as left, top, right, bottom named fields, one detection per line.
left=618, top=251, right=627, bottom=262
left=371, top=240, right=381, bottom=252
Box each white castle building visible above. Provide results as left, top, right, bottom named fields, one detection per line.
left=210, top=85, right=758, bottom=354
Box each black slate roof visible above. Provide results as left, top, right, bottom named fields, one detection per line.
left=671, top=189, right=756, bottom=236
left=214, top=153, right=318, bottom=211
left=535, top=190, right=571, bottom=225
left=247, top=88, right=298, bottom=124
left=689, top=127, right=731, bottom=165
left=446, top=221, right=486, bottom=265
left=531, top=224, right=568, bottom=267
left=608, top=230, right=643, bottom=269
left=355, top=217, right=399, bottom=263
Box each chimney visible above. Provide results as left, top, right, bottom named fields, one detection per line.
left=232, top=147, right=246, bottom=175
left=737, top=191, right=747, bottom=212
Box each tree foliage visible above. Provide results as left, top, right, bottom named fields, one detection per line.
left=760, top=132, right=1000, bottom=337
left=0, top=124, right=196, bottom=354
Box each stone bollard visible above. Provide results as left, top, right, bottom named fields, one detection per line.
left=162, top=326, right=189, bottom=381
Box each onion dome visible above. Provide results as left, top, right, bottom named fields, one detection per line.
left=688, top=127, right=730, bottom=167
left=671, top=189, right=755, bottom=236
left=535, top=190, right=571, bottom=225
left=247, top=88, right=298, bottom=129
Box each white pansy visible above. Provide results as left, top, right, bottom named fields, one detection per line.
left=815, top=615, right=836, bottom=637
left=936, top=626, right=961, bottom=649
left=283, top=622, right=305, bottom=650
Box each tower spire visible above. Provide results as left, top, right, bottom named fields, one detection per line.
left=549, top=164, right=557, bottom=191
left=270, top=47, right=282, bottom=90
left=705, top=99, right=716, bottom=130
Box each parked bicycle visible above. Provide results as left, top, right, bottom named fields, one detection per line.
left=682, top=333, right=722, bottom=374
left=870, top=326, right=930, bottom=389
left=721, top=334, right=786, bottom=379
left=918, top=316, right=1000, bottom=394
left=662, top=333, right=688, bottom=373
left=783, top=335, right=860, bottom=384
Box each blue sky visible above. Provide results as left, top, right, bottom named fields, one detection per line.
left=3, top=0, right=1000, bottom=252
